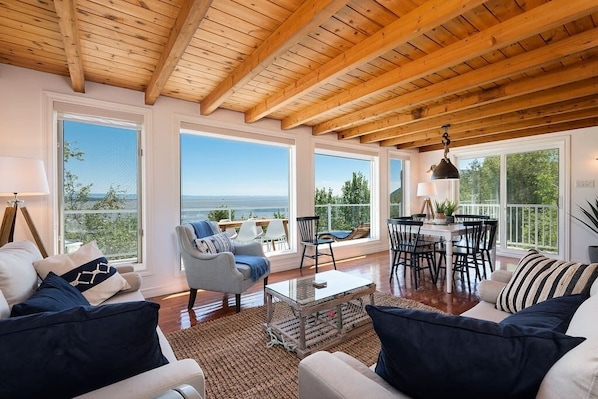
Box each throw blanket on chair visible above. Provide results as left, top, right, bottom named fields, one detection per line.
left=190, top=221, right=216, bottom=239
left=234, top=255, right=269, bottom=281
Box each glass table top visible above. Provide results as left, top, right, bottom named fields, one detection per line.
left=265, top=270, right=374, bottom=305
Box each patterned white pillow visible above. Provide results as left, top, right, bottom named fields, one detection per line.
left=33, top=241, right=130, bottom=306
left=195, top=233, right=235, bottom=254
left=496, top=250, right=598, bottom=313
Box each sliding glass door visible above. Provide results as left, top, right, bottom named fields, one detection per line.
left=457, top=141, right=564, bottom=258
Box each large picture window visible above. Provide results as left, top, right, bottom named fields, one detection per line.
left=314, top=149, right=374, bottom=240
left=389, top=158, right=405, bottom=218
left=180, top=130, right=292, bottom=254
left=57, top=115, right=143, bottom=263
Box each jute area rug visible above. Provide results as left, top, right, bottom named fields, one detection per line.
left=166, top=292, right=444, bottom=399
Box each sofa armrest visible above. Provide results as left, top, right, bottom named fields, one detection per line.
left=75, top=359, right=204, bottom=399
left=119, top=271, right=142, bottom=292
left=478, top=279, right=507, bottom=304
left=491, top=269, right=513, bottom=283
left=299, top=351, right=409, bottom=399
left=113, top=264, right=135, bottom=274
left=153, top=384, right=203, bottom=399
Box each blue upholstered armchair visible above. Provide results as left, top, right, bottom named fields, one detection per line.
left=175, top=222, right=270, bottom=312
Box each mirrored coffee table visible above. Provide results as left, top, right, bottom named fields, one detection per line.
left=264, top=270, right=376, bottom=358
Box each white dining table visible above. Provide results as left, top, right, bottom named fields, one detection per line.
left=419, top=222, right=496, bottom=293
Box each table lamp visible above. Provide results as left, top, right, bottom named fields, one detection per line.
left=417, top=181, right=437, bottom=219
left=0, top=156, right=50, bottom=257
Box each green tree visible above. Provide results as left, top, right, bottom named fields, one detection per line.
left=208, top=206, right=235, bottom=221
left=340, top=172, right=370, bottom=229
left=63, top=140, right=137, bottom=260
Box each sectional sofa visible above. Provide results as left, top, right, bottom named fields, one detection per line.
left=299, top=251, right=598, bottom=399
left=0, top=240, right=204, bottom=398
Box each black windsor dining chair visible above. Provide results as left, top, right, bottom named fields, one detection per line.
left=296, top=216, right=337, bottom=273
left=387, top=218, right=437, bottom=290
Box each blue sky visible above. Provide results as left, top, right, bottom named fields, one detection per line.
left=65, top=123, right=373, bottom=197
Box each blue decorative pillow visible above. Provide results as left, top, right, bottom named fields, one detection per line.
left=195, top=232, right=235, bottom=254
left=366, top=305, right=585, bottom=399
left=500, top=294, right=588, bottom=333
left=10, top=271, right=90, bottom=317
left=0, top=301, right=168, bottom=398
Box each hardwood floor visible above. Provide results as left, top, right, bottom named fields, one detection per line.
left=150, top=250, right=520, bottom=334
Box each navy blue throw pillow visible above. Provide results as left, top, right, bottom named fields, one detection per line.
left=0, top=301, right=168, bottom=398
left=10, top=271, right=90, bottom=317
left=366, top=305, right=585, bottom=399
left=499, top=294, right=588, bottom=333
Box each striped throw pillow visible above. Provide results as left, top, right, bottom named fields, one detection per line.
left=496, top=250, right=598, bottom=313
left=195, top=232, right=235, bottom=254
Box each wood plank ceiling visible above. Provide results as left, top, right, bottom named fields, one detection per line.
left=1, top=0, right=597, bottom=152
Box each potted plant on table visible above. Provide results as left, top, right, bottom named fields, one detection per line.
left=434, top=200, right=447, bottom=224
left=572, top=197, right=598, bottom=263
left=444, top=200, right=458, bottom=224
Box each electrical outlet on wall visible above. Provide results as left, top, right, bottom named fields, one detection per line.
left=576, top=180, right=596, bottom=188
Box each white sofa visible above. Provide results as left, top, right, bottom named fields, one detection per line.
left=0, top=240, right=205, bottom=399
left=299, top=268, right=598, bottom=399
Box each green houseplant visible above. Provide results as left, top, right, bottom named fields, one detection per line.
left=444, top=200, right=458, bottom=223
left=434, top=200, right=447, bottom=224
left=571, top=197, right=598, bottom=262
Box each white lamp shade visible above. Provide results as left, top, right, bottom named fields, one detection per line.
left=0, top=156, right=50, bottom=196
left=417, top=181, right=437, bottom=197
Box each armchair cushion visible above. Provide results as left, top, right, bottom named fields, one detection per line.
left=10, top=271, right=90, bottom=317
left=33, top=241, right=130, bottom=306
left=366, top=305, right=585, bottom=399
left=0, top=301, right=168, bottom=398
left=195, top=232, right=235, bottom=254
left=495, top=250, right=598, bottom=313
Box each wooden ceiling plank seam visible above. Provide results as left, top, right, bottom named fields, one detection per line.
left=290, top=0, right=598, bottom=131
left=200, top=0, right=348, bottom=115
left=53, top=0, right=85, bottom=93
left=245, top=0, right=487, bottom=123
left=145, top=0, right=214, bottom=105
left=84, top=0, right=177, bottom=30
left=371, top=64, right=598, bottom=146
left=204, top=7, right=273, bottom=40
left=313, top=25, right=598, bottom=135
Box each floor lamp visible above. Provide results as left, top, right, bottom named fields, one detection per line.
left=0, top=157, right=50, bottom=257
left=417, top=181, right=437, bottom=220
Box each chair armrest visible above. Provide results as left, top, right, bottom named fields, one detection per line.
left=491, top=269, right=513, bottom=283
left=478, top=279, right=507, bottom=304
left=234, top=241, right=267, bottom=257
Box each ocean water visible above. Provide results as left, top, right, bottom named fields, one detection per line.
left=181, top=195, right=289, bottom=222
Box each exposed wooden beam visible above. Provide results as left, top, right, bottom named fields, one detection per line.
left=418, top=118, right=598, bottom=152
left=53, top=0, right=85, bottom=92
left=199, top=0, right=348, bottom=116
left=244, top=0, right=486, bottom=123
left=145, top=0, right=213, bottom=105
left=395, top=104, right=598, bottom=149
left=282, top=0, right=598, bottom=130
left=359, top=62, right=598, bottom=145
left=313, top=27, right=598, bottom=135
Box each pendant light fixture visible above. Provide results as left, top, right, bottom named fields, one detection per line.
left=431, top=124, right=460, bottom=180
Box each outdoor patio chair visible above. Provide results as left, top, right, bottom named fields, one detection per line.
left=260, top=218, right=287, bottom=251
left=175, top=222, right=270, bottom=312
left=297, top=216, right=337, bottom=273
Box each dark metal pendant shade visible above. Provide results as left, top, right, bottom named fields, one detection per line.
left=431, top=124, right=460, bottom=180
left=431, top=158, right=460, bottom=180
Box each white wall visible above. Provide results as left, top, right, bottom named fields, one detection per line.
left=0, top=64, right=415, bottom=297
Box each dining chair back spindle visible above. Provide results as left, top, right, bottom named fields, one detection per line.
left=387, top=219, right=437, bottom=289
